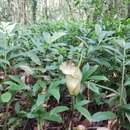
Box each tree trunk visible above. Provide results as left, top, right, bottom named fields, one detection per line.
left=44, top=0, right=48, bottom=19
left=32, top=0, right=37, bottom=22
left=66, top=0, right=74, bottom=20
left=8, top=0, right=17, bottom=23
left=7, top=0, right=28, bottom=24
left=128, top=3, right=130, bottom=18
left=19, top=0, right=27, bottom=24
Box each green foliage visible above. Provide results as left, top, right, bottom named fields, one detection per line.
left=1, top=91, right=12, bottom=103
left=92, top=111, right=116, bottom=122
left=1, top=18, right=130, bottom=129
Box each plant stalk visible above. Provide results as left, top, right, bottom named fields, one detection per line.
left=120, top=47, right=126, bottom=106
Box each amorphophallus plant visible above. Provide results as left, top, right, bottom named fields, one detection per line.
left=59, top=61, right=82, bottom=96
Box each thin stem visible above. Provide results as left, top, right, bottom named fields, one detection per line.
left=68, top=96, right=75, bottom=130
left=40, top=120, right=43, bottom=130
left=119, top=47, right=126, bottom=129
left=78, top=50, right=84, bottom=68
left=37, top=119, right=43, bottom=130
left=120, top=47, right=126, bottom=105
left=37, top=120, right=40, bottom=130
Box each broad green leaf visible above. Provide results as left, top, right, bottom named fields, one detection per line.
left=124, top=78, right=130, bottom=86
left=8, top=117, right=17, bottom=125
left=33, top=80, right=46, bottom=95
left=43, top=112, right=63, bottom=122
left=125, top=42, right=130, bottom=49
left=115, top=39, right=125, bottom=48
left=87, top=82, right=100, bottom=94
left=82, top=64, right=98, bottom=81
left=121, top=121, right=130, bottom=129
left=82, top=63, right=89, bottom=79
left=96, top=84, right=118, bottom=94
left=125, top=60, right=130, bottom=66
left=27, top=113, right=37, bottom=118
left=46, top=32, right=66, bottom=44
left=48, top=79, right=64, bottom=102
left=19, top=65, right=34, bottom=75
left=18, top=111, right=27, bottom=118
left=103, top=45, right=122, bottom=56
left=75, top=106, right=92, bottom=121
left=1, top=92, right=12, bottom=103
left=122, top=104, right=130, bottom=110
left=15, top=102, right=21, bottom=113
left=89, top=76, right=108, bottom=81
left=87, top=45, right=96, bottom=55
left=98, top=32, right=106, bottom=43
left=5, top=81, right=25, bottom=91
left=0, top=59, right=10, bottom=66
left=92, top=111, right=116, bottom=122
left=36, top=94, right=46, bottom=106
left=50, top=106, right=69, bottom=115
left=126, top=113, right=130, bottom=123
left=31, top=104, right=46, bottom=112
left=7, top=45, right=22, bottom=54
left=74, top=100, right=90, bottom=107
left=92, top=58, right=111, bottom=68
left=28, top=52, right=41, bottom=65
left=9, top=75, right=24, bottom=84
left=95, top=24, right=102, bottom=35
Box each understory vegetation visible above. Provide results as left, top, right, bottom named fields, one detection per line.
left=1, top=0, right=130, bottom=130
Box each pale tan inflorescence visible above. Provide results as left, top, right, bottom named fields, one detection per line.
left=76, top=125, right=86, bottom=130
left=97, top=127, right=110, bottom=130
left=59, top=61, right=82, bottom=96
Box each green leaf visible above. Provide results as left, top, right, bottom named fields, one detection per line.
left=125, top=42, right=130, bottom=50
left=115, top=39, right=125, bottom=48
left=125, top=113, right=130, bottom=123
left=36, top=94, right=46, bottom=106
left=9, top=75, right=24, bottom=84
left=28, top=52, right=41, bottom=65
left=43, top=112, right=63, bottom=122
left=95, top=24, right=102, bottom=35
left=50, top=106, right=69, bottom=115
left=98, top=32, right=106, bottom=43
left=46, top=32, right=66, bottom=44
left=87, top=82, right=100, bottom=94
left=18, top=111, right=27, bottom=117
left=0, top=59, right=10, bottom=66
left=5, top=81, right=25, bottom=91
left=48, top=79, right=64, bottom=102
left=96, top=84, right=118, bottom=94
left=33, top=80, right=46, bottom=95
left=82, top=64, right=98, bottom=81
left=75, top=106, right=91, bottom=121
left=103, top=45, right=122, bottom=56
left=1, top=92, right=12, bottom=103
left=15, top=102, right=21, bottom=113
left=74, top=100, right=90, bottom=107
left=89, top=76, right=108, bottom=81
left=124, top=78, right=130, bottom=86
left=92, top=111, right=116, bottom=122
left=125, top=61, right=130, bottom=66
left=19, top=65, right=34, bottom=75
left=27, top=113, right=37, bottom=118
left=121, top=121, right=130, bottom=129
left=122, top=104, right=130, bottom=110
